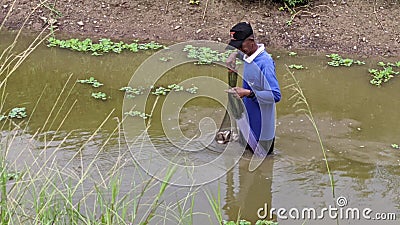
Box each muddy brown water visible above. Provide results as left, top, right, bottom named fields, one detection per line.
left=1, top=32, right=399, bottom=225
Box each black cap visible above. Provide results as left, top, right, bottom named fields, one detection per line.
left=228, top=22, right=254, bottom=49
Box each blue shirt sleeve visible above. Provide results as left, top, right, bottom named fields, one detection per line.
left=252, top=56, right=281, bottom=104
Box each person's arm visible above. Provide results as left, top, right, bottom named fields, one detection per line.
left=228, top=72, right=279, bottom=102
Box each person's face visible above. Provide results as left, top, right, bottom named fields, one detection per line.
left=239, top=38, right=255, bottom=56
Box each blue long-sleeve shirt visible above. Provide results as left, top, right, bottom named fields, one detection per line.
left=242, top=45, right=281, bottom=141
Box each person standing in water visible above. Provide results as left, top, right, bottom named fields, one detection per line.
left=226, top=22, right=281, bottom=155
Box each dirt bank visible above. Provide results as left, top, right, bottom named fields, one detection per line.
left=1, top=0, right=399, bottom=57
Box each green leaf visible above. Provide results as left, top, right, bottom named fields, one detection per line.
left=91, top=92, right=107, bottom=100
left=377, top=62, right=386, bottom=67
left=289, top=64, right=305, bottom=70
left=124, top=110, right=151, bottom=119
left=354, top=60, right=365, bottom=65
left=342, top=58, right=353, bottom=67
left=8, top=107, right=27, bottom=119
left=0, top=115, right=7, bottom=121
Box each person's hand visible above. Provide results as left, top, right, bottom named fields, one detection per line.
left=226, top=52, right=238, bottom=72
left=226, top=87, right=251, bottom=99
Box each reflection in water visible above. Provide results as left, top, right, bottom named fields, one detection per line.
left=224, top=157, right=275, bottom=223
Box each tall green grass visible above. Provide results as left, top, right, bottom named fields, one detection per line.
left=285, top=65, right=338, bottom=225
left=285, top=65, right=335, bottom=198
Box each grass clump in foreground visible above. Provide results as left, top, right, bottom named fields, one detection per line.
left=0, top=75, right=197, bottom=225
left=0, top=106, right=194, bottom=225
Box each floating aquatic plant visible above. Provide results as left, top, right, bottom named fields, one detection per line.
left=288, top=51, right=297, bottom=56
left=354, top=60, right=366, bottom=65
left=77, top=77, right=103, bottom=88
left=369, top=61, right=399, bottom=86
left=152, top=87, right=170, bottom=96
left=326, top=54, right=365, bottom=67
left=0, top=107, right=28, bottom=120
left=377, top=61, right=400, bottom=68
left=8, top=107, right=27, bottom=119
left=183, top=45, right=240, bottom=65
left=47, top=37, right=165, bottom=55
left=119, top=86, right=145, bottom=98
left=288, top=64, right=305, bottom=70
left=91, top=92, right=107, bottom=100
left=186, top=85, right=198, bottom=94
left=168, top=84, right=184, bottom=92
left=120, top=84, right=198, bottom=97
left=124, top=110, right=151, bottom=119
left=391, top=143, right=399, bottom=149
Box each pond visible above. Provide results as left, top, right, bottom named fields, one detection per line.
left=1, top=31, right=399, bottom=225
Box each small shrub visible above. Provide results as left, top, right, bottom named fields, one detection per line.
left=168, top=84, right=184, bottom=92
